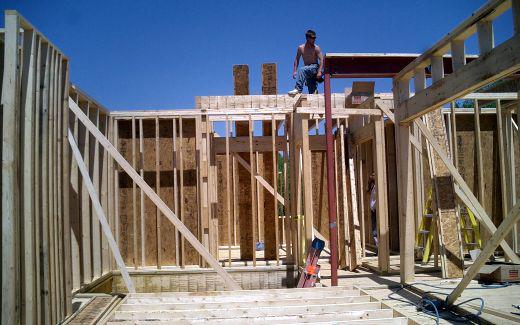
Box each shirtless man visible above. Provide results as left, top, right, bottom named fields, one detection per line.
left=288, top=30, right=324, bottom=95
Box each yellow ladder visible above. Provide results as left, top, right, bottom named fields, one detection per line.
left=415, top=187, right=436, bottom=264
left=460, top=207, right=482, bottom=251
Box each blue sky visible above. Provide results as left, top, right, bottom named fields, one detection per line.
left=1, top=1, right=515, bottom=110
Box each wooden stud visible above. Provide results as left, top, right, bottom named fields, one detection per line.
left=173, top=118, right=180, bottom=266
left=477, top=20, right=494, bottom=55
left=91, top=107, right=101, bottom=279
left=132, top=117, right=138, bottom=269
left=179, top=117, right=185, bottom=268
left=225, top=115, right=232, bottom=266
left=394, top=79, right=415, bottom=283
left=249, top=115, right=257, bottom=266
left=451, top=40, right=466, bottom=71
left=139, top=118, right=146, bottom=267
left=373, top=115, right=389, bottom=273
left=272, top=113, right=280, bottom=264
left=474, top=100, right=485, bottom=205
left=496, top=100, right=510, bottom=233
left=155, top=117, right=162, bottom=268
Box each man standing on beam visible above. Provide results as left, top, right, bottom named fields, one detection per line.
left=288, top=29, right=324, bottom=95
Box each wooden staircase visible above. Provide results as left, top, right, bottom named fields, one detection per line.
left=107, top=286, right=410, bottom=324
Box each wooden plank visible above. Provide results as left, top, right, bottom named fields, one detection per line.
left=496, top=100, right=510, bottom=245
left=474, top=100, right=485, bottom=204
left=155, top=117, right=162, bottom=268
left=398, top=33, right=520, bottom=124
left=272, top=114, right=280, bottom=265
left=34, top=36, right=43, bottom=320
left=69, top=98, right=241, bottom=289
left=213, top=135, right=327, bottom=154
left=79, top=100, right=92, bottom=283
left=415, top=119, right=520, bottom=262
left=100, top=114, right=110, bottom=275
left=68, top=130, right=136, bottom=293
left=179, top=117, right=185, bottom=267
left=394, top=79, right=415, bottom=283
left=20, top=28, right=37, bottom=324
left=225, top=116, right=232, bottom=266
left=91, top=107, right=102, bottom=279
left=172, top=118, right=180, bottom=266
left=40, top=42, right=52, bottom=325
left=131, top=117, right=138, bottom=268
left=373, top=116, right=389, bottom=273
left=114, top=119, right=120, bottom=253
left=450, top=40, right=466, bottom=71
left=249, top=115, right=257, bottom=266
left=139, top=119, right=146, bottom=266
left=477, top=20, right=494, bottom=55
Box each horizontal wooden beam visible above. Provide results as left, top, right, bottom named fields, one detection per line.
left=213, top=135, right=326, bottom=154
left=351, top=122, right=374, bottom=144
left=398, top=34, right=520, bottom=124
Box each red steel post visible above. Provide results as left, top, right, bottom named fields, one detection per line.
left=323, top=70, right=339, bottom=286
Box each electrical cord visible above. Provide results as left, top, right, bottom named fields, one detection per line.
left=386, top=281, right=512, bottom=324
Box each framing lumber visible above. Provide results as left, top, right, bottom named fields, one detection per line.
left=373, top=115, right=390, bottom=273
left=69, top=98, right=241, bottom=290
left=415, top=119, right=520, bottom=262
left=68, top=130, right=136, bottom=293
left=424, top=109, right=463, bottom=278
left=398, top=33, right=520, bottom=124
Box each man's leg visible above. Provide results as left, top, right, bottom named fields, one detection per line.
left=294, top=67, right=307, bottom=92
left=305, top=64, right=319, bottom=94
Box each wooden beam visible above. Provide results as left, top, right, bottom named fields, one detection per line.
left=213, top=135, right=327, bottom=154
left=301, top=117, right=314, bottom=251
left=477, top=20, right=494, bottom=55
left=139, top=119, right=145, bottom=267
left=69, top=98, right=241, bottom=290
left=373, top=116, right=389, bottom=273
left=68, top=130, right=136, bottom=293
left=394, top=79, right=415, bottom=283
left=398, top=34, right=520, bottom=124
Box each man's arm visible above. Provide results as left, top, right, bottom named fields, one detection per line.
left=293, top=46, right=302, bottom=79
left=316, top=45, right=324, bottom=78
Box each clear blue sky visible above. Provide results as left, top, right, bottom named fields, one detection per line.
left=1, top=1, right=514, bottom=110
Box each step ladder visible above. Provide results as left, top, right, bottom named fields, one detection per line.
left=459, top=206, right=482, bottom=252
left=415, top=186, right=437, bottom=264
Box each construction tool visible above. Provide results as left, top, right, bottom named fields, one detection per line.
left=297, top=237, right=325, bottom=288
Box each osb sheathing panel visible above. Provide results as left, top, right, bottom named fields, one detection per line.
left=312, top=151, right=329, bottom=240
left=385, top=125, right=400, bottom=252
left=216, top=155, right=238, bottom=246
left=425, top=110, right=463, bottom=278
left=454, top=114, right=503, bottom=242
left=118, top=119, right=199, bottom=267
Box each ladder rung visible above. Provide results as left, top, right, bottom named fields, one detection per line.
left=415, top=246, right=424, bottom=250
left=462, top=227, right=474, bottom=231
left=419, top=230, right=430, bottom=234
left=464, top=242, right=477, bottom=245
left=425, top=214, right=434, bottom=218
